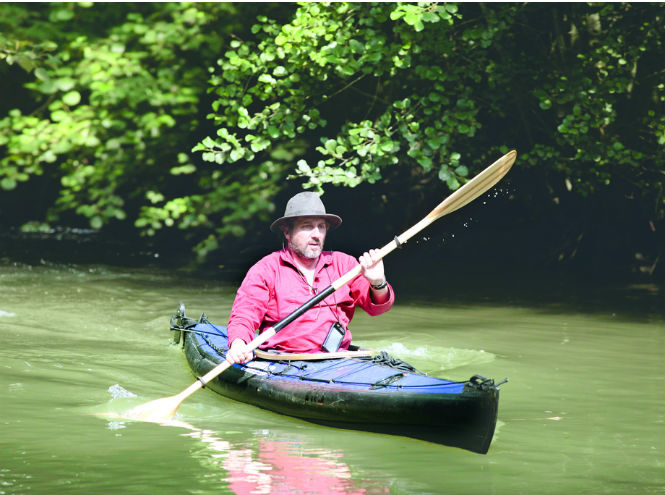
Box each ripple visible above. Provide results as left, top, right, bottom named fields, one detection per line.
left=383, top=342, right=428, bottom=357
left=381, top=342, right=495, bottom=371
left=436, top=346, right=495, bottom=370
left=108, top=384, right=137, bottom=399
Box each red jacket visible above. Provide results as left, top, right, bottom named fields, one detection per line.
left=227, top=248, right=394, bottom=353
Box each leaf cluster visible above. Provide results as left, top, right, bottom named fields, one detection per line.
left=0, top=3, right=281, bottom=256
left=196, top=2, right=476, bottom=193
left=0, top=2, right=662, bottom=265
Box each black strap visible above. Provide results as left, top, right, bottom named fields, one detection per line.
left=370, top=373, right=406, bottom=390
left=360, top=350, right=423, bottom=374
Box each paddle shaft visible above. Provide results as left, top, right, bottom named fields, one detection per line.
left=129, top=150, right=516, bottom=419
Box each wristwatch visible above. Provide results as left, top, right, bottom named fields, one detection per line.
left=371, top=280, right=388, bottom=290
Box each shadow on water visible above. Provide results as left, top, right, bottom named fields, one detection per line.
left=1, top=228, right=663, bottom=324
left=390, top=264, right=664, bottom=323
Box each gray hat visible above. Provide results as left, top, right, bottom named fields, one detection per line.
left=270, top=192, right=342, bottom=232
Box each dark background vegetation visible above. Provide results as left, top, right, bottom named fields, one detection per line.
left=1, top=2, right=663, bottom=290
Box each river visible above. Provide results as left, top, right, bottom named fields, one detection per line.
left=0, top=258, right=663, bottom=494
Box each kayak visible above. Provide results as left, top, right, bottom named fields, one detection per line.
left=170, top=305, right=504, bottom=454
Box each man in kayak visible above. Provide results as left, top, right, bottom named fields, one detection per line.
left=225, top=191, right=394, bottom=364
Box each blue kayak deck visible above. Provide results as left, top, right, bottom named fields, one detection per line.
left=191, top=321, right=466, bottom=394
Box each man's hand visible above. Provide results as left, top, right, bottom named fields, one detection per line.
left=226, top=338, right=253, bottom=364
left=359, top=248, right=386, bottom=287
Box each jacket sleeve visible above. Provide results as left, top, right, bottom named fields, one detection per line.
left=227, top=261, right=272, bottom=345
left=345, top=255, right=395, bottom=316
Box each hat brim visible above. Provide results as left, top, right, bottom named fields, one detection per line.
left=270, top=214, right=342, bottom=232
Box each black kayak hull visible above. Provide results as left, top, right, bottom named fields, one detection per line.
left=174, top=312, right=501, bottom=454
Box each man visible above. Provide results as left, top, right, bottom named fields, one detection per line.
left=225, top=191, right=394, bottom=364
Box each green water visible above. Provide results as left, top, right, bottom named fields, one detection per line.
left=0, top=261, right=663, bottom=494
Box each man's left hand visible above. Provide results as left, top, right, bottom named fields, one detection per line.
left=359, top=248, right=385, bottom=287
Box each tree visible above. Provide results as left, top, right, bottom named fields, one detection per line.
left=191, top=2, right=663, bottom=269
left=0, top=2, right=290, bottom=259
left=1, top=2, right=662, bottom=273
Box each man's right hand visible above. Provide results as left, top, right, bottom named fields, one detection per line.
left=226, top=339, right=253, bottom=364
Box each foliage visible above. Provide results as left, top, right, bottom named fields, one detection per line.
left=517, top=3, right=665, bottom=199
left=0, top=2, right=285, bottom=258
left=0, top=2, right=662, bottom=267
left=196, top=3, right=663, bottom=202
left=194, top=2, right=474, bottom=193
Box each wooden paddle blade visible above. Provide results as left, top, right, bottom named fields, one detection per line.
left=122, top=394, right=184, bottom=422
left=121, top=352, right=237, bottom=423
left=427, top=150, right=516, bottom=221
left=378, top=150, right=517, bottom=257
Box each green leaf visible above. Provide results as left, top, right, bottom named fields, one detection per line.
left=90, top=216, right=103, bottom=229
left=55, top=78, right=76, bottom=91
left=258, top=73, right=276, bottom=85
left=267, top=125, right=280, bottom=139
left=380, top=139, right=395, bottom=152
left=273, top=65, right=288, bottom=77
left=422, top=11, right=439, bottom=23
left=62, top=90, right=81, bottom=106
left=170, top=164, right=196, bottom=175
left=51, top=110, right=68, bottom=122
left=229, top=148, right=244, bottom=161
left=1, top=178, right=17, bottom=190
left=349, top=39, right=364, bottom=52
left=539, top=99, right=552, bottom=110
left=14, top=54, right=36, bottom=72
left=417, top=155, right=433, bottom=169
left=324, top=139, right=337, bottom=153
left=34, top=68, right=50, bottom=81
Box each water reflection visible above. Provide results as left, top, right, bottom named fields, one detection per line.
left=98, top=380, right=387, bottom=495
left=191, top=433, right=387, bottom=495
left=101, top=413, right=389, bottom=495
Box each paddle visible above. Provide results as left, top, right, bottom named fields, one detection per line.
left=123, top=149, right=517, bottom=423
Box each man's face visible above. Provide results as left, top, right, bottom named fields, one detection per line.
left=285, top=216, right=328, bottom=260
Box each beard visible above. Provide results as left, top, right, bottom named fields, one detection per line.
left=288, top=240, right=322, bottom=260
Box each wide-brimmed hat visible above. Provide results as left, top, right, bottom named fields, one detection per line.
left=270, top=192, right=342, bottom=232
